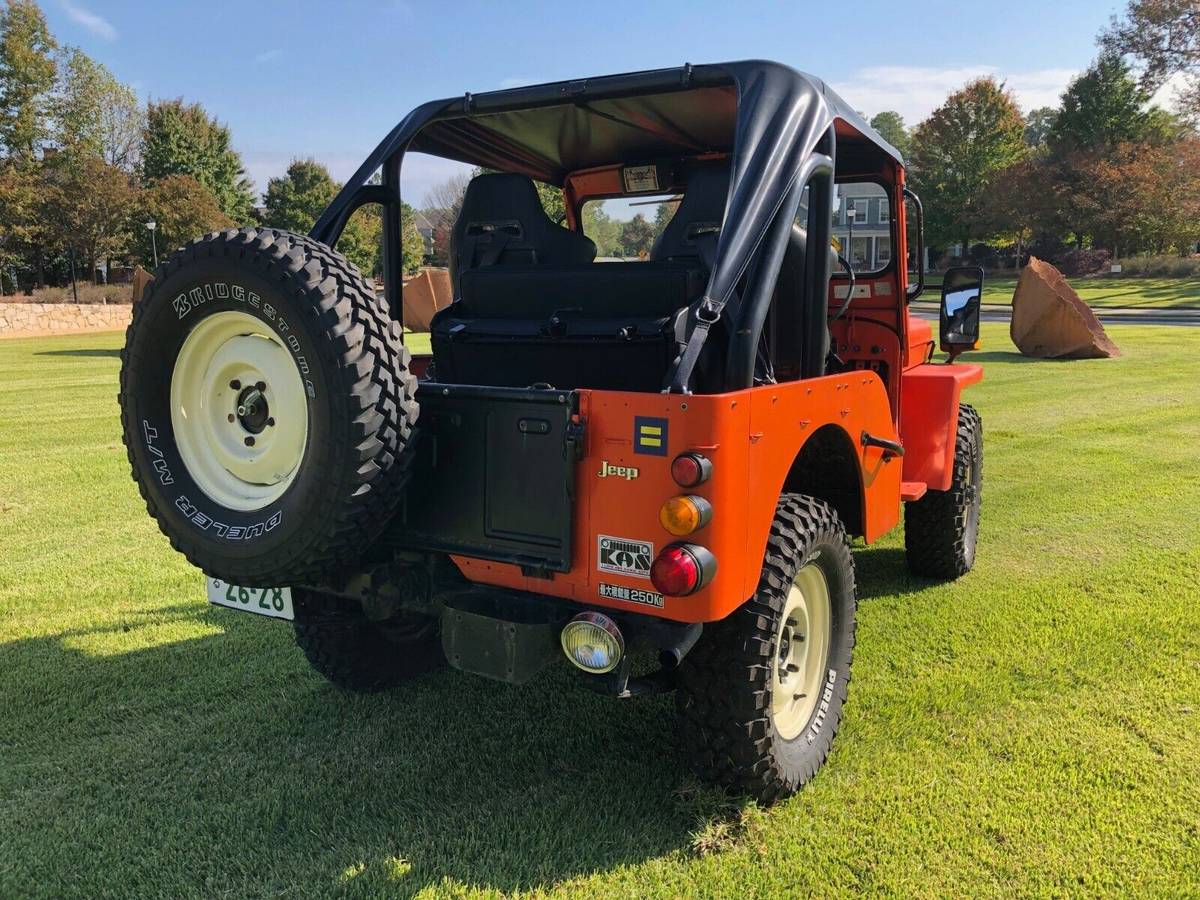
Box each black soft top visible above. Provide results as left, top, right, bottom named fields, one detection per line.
left=315, top=60, right=901, bottom=337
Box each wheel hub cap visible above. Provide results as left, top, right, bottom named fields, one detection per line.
left=771, top=563, right=833, bottom=740
left=170, top=311, right=308, bottom=511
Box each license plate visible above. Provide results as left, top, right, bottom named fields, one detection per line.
left=206, top=578, right=294, bottom=620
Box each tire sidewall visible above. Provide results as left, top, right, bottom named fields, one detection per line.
left=770, top=533, right=856, bottom=778
left=122, top=256, right=343, bottom=576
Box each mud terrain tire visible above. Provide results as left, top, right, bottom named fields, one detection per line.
left=676, top=495, right=857, bottom=803
left=119, top=228, right=417, bottom=586
left=293, top=589, right=444, bottom=692
left=904, top=403, right=982, bottom=579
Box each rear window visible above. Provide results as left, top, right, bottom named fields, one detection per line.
left=581, top=195, right=678, bottom=260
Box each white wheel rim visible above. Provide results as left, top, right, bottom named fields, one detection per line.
left=771, top=563, right=833, bottom=740
left=170, top=311, right=308, bottom=511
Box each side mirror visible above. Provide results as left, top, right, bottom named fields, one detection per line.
left=939, top=265, right=983, bottom=361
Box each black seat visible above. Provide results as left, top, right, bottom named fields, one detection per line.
left=449, top=173, right=596, bottom=296
left=651, top=164, right=731, bottom=262
left=429, top=168, right=733, bottom=392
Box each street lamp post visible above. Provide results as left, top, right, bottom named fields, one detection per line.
left=145, top=220, right=158, bottom=269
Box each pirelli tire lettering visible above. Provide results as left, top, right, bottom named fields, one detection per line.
left=119, top=227, right=419, bottom=588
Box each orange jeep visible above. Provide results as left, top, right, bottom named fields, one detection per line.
left=120, top=61, right=984, bottom=802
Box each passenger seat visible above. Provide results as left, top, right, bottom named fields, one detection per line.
left=651, top=164, right=731, bottom=264
left=449, top=173, right=596, bottom=297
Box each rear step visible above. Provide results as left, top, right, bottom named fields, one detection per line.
left=900, top=481, right=928, bottom=502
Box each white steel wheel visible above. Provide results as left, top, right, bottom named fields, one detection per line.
left=169, top=311, right=308, bottom=511
left=771, top=562, right=832, bottom=740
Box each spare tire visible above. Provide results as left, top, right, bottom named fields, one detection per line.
left=119, top=227, right=418, bottom=586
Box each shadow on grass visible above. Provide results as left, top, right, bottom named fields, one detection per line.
left=34, top=347, right=121, bottom=358
left=0, top=603, right=746, bottom=896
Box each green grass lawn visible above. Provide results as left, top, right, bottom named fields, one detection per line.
left=2, top=325, right=1199, bottom=897
left=922, top=274, right=1200, bottom=308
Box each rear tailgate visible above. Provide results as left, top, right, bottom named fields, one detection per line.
left=387, top=383, right=581, bottom=573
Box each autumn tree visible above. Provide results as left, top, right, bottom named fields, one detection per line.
left=141, top=99, right=254, bottom=222
left=42, top=156, right=136, bottom=281
left=0, top=0, right=56, bottom=160
left=0, top=161, right=38, bottom=286
left=1102, top=0, right=1200, bottom=121
left=869, top=110, right=911, bottom=157
left=909, top=77, right=1028, bottom=252
left=135, top=174, right=233, bottom=267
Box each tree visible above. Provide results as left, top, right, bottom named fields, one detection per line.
left=618, top=213, right=655, bottom=258
left=262, top=158, right=420, bottom=277
left=42, top=156, right=136, bottom=281
left=0, top=160, right=39, bottom=283
left=422, top=171, right=471, bottom=234
left=52, top=47, right=142, bottom=171
left=263, top=157, right=336, bottom=232
left=399, top=202, right=424, bottom=274
left=909, top=77, right=1028, bottom=252
left=869, top=111, right=911, bottom=157
left=136, top=174, right=233, bottom=267
left=1102, top=0, right=1200, bottom=120
left=1023, top=107, right=1059, bottom=148
left=534, top=179, right=565, bottom=223
left=141, top=99, right=254, bottom=222
left=0, top=0, right=56, bottom=160
left=1049, top=53, right=1179, bottom=154
left=1088, top=138, right=1200, bottom=255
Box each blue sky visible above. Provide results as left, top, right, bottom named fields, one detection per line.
left=44, top=0, right=1122, bottom=208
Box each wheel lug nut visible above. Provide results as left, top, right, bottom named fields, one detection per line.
left=255, top=381, right=266, bottom=391
left=244, top=437, right=255, bottom=447
left=229, top=379, right=241, bottom=390
left=227, top=414, right=235, bottom=423
left=266, top=417, right=275, bottom=427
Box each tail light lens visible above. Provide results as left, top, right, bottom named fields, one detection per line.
left=651, top=543, right=717, bottom=596
left=659, top=495, right=713, bottom=535
left=671, top=452, right=712, bottom=487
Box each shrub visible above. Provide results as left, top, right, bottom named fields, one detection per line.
left=0, top=283, right=133, bottom=305
left=1052, top=248, right=1112, bottom=277
left=1111, top=255, right=1200, bottom=278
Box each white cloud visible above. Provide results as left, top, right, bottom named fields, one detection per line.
left=60, top=1, right=117, bottom=41
left=254, top=49, right=283, bottom=65
left=831, top=65, right=1078, bottom=124
left=1150, top=70, right=1194, bottom=113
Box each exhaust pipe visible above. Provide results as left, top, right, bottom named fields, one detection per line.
left=657, top=622, right=702, bottom=670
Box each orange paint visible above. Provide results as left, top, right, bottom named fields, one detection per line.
left=454, top=371, right=900, bottom=624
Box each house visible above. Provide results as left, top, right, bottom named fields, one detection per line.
left=412, top=209, right=435, bottom=258
left=830, top=182, right=891, bottom=271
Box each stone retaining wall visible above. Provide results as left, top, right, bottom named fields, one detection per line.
left=0, top=302, right=132, bottom=337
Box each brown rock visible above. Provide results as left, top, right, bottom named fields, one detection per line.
left=1010, top=257, right=1120, bottom=359
left=131, top=266, right=154, bottom=304
left=400, top=267, right=451, bottom=332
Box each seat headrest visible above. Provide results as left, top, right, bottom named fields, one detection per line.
left=449, top=173, right=596, bottom=296
left=651, top=165, right=731, bottom=261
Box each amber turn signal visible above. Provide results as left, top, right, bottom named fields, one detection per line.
left=659, top=495, right=713, bottom=536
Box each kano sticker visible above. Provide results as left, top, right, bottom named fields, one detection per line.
left=597, top=535, right=653, bottom=579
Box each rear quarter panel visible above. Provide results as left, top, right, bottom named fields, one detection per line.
left=453, top=373, right=900, bottom=623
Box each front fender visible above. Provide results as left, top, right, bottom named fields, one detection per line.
left=900, top=363, right=983, bottom=492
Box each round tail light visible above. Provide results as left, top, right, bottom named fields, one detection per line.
left=671, top=452, right=712, bottom=487
left=650, top=544, right=717, bottom=596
